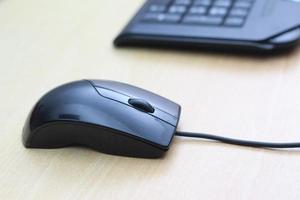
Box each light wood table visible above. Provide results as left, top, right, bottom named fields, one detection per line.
left=1, top=0, right=300, bottom=199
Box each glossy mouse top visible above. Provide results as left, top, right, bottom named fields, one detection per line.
left=23, top=80, right=181, bottom=158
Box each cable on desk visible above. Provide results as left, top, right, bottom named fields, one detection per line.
left=175, top=131, right=300, bottom=148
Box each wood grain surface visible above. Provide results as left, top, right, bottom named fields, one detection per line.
left=1, top=0, right=300, bottom=199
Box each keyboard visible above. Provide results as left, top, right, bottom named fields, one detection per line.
left=142, top=0, right=255, bottom=27
left=115, top=0, right=300, bottom=52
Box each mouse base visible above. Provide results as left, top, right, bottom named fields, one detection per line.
left=23, top=121, right=169, bottom=159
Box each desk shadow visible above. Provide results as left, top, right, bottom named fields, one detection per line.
left=114, top=42, right=300, bottom=60
left=113, top=42, right=300, bottom=74
left=23, top=145, right=178, bottom=184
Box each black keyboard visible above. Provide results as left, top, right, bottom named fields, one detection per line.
left=115, top=0, right=300, bottom=52
left=142, top=0, right=255, bottom=27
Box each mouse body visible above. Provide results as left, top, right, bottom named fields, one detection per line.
left=23, top=80, right=181, bottom=158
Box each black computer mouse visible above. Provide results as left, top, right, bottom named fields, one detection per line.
left=23, top=80, right=181, bottom=158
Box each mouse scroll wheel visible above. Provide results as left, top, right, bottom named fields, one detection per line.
left=128, top=98, right=155, bottom=113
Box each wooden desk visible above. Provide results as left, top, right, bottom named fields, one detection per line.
left=1, top=0, right=300, bottom=199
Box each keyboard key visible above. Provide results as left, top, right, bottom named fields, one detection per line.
left=169, top=5, right=187, bottom=14
left=183, top=15, right=223, bottom=25
left=149, top=5, right=167, bottom=12
left=214, top=0, right=232, bottom=7
left=224, top=17, right=244, bottom=26
left=234, top=0, right=252, bottom=9
left=174, top=0, right=192, bottom=5
left=189, top=6, right=207, bottom=15
left=194, top=0, right=213, bottom=6
left=229, top=8, right=248, bottom=17
left=209, top=7, right=228, bottom=16
left=149, top=0, right=172, bottom=5
left=143, top=13, right=181, bottom=23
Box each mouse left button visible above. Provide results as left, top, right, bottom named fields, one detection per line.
left=95, top=87, right=130, bottom=103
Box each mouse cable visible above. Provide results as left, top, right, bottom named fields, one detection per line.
left=175, top=131, right=300, bottom=148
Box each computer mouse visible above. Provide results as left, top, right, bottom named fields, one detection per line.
left=23, top=80, right=181, bottom=158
